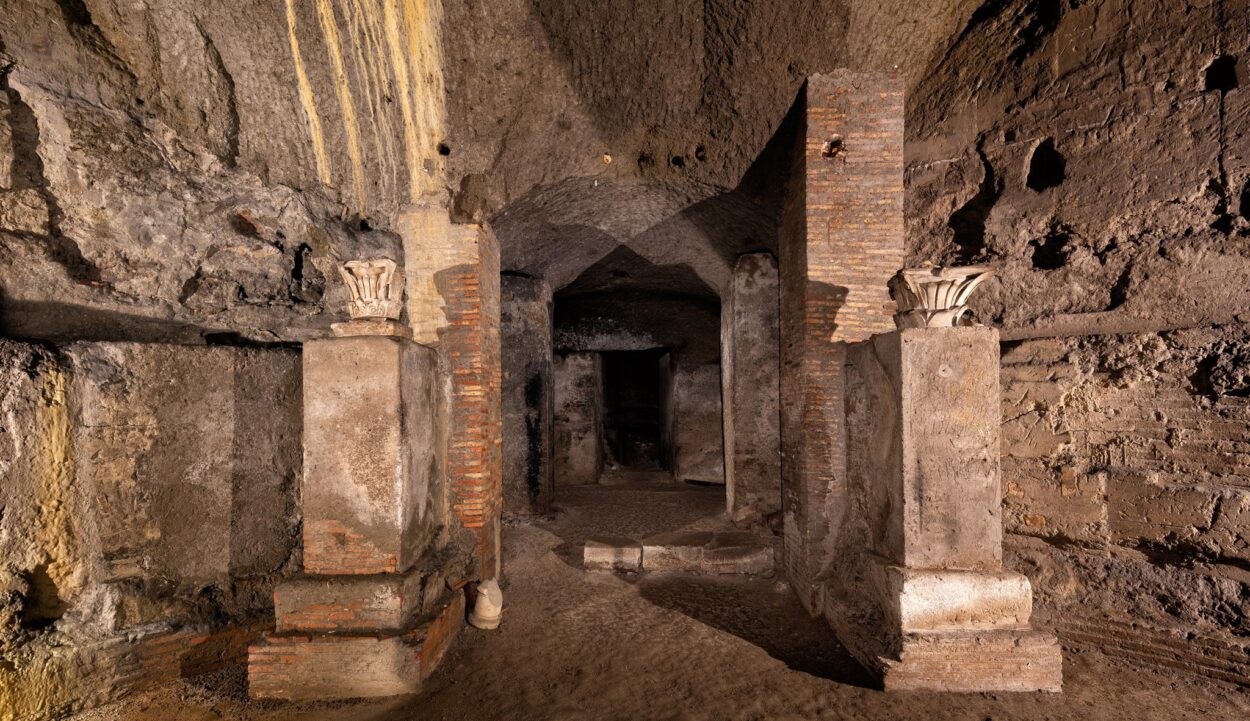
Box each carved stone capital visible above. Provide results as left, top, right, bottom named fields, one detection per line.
left=888, top=265, right=994, bottom=329
left=338, top=258, right=405, bottom=321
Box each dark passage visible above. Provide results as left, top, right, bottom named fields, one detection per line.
left=601, top=349, right=667, bottom=470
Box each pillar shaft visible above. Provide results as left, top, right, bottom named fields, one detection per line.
left=779, top=71, right=905, bottom=610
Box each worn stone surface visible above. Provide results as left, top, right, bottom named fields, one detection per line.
left=302, top=336, right=444, bottom=576
left=553, top=352, right=603, bottom=486
left=501, top=275, right=554, bottom=516
left=1000, top=330, right=1250, bottom=681
left=583, top=537, right=643, bottom=572
left=721, top=252, right=782, bottom=522
left=667, top=362, right=725, bottom=484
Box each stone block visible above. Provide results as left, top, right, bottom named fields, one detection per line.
left=861, top=327, right=1004, bottom=570
left=302, top=337, right=442, bottom=576
left=701, top=534, right=773, bottom=575
left=867, top=561, right=1033, bottom=633
left=641, top=532, right=713, bottom=571
left=583, top=537, right=643, bottom=571
left=273, top=571, right=425, bottom=633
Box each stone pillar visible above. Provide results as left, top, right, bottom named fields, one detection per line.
left=828, top=267, right=1061, bottom=692
left=553, top=352, right=603, bottom=485
left=778, top=71, right=906, bottom=611
left=670, top=362, right=725, bottom=484
left=721, top=252, right=781, bottom=522
left=249, top=261, right=466, bottom=701
left=501, top=275, right=554, bottom=515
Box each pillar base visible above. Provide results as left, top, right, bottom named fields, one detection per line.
left=825, top=584, right=1062, bottom=692
left=880, top=628, right=1062, bottom=692
left=248, top=591, right=464, bottom=700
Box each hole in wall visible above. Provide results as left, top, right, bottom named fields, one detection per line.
left=1238, top=183, right=1250, bottom=220
left=356, top=216, right=373, bottom=232
left=1026, top=138, right=1066, bottom=192
left=437, top=142, right=451, bottom=156
left=229, top=213, right=259, bottom=238
left=1204, top=55, right=1240, bottom=93
left=670, top=155, right=685, bottom=168
left=1030, top=230, right=1069, bottom=270
left=820, top=135, right=844, bottom=159
left=694, top=145, right=707, bottom=162
left=19, top=563, right=67, bottom=630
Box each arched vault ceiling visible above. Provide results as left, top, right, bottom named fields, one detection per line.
left=492, top=177, right=777, bottom=297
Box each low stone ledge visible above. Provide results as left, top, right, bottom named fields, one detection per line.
left=583, top=536, right=643, bottom=571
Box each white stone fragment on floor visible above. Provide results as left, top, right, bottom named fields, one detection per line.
left=583, top=536, right=644, bottom=571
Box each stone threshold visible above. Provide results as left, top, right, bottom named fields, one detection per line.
left=583, top=531, right=774, bottom=575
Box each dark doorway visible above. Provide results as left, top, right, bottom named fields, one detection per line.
left=601, top=349, right=667, bottom=469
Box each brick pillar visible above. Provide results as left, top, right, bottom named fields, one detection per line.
left=722, top=252, right=781, bottom=523
left=425, top=223, right=503, bottom=581
left=779, top=71, right=905, bottom=612
left=400, top=208, right=503, bottom=581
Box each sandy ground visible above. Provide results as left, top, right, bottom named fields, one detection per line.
left=74, top=482, right=1250, bottom=721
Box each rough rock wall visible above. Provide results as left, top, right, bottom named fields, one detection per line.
left=903, top=0, right=1250, bottom=682
left=0, top=339, right=300, bottom=719
left=906, top=0, right=1250, bottom=335
left=0, top=0, right=445, bottom=344
left=1001, top=331, right=1250, bottom=683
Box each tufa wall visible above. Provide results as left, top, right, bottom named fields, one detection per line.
left=0, top=340, right=300, bottom=720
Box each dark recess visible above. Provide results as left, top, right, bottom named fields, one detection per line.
left=1026, top=138, right=1066, bottom=192
left=1204, top=55, right=1240, bottom=93
left=19, top=563, right=67, bottom=630
left=1030, top=230, right=1069, bottom=270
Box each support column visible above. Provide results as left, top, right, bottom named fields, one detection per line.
left=722, top=252, right=781, bottom=522
left=779, top=71, right=905, bottom=611
left=501, top=275, right=554, bottom=515
left=553, top=352, right=603, bottom=486
left=405, top=210, right=504, bottom=581
left=670, top=361, right=725, bottom=484
left=830, top=267, right=1062, bottom=692
left=249, top=260, right=467, bottom=701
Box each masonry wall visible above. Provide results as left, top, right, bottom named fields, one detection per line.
left=0, top=340, right=301, bottom=719
left=500, top=275, right=553, bottom=515
left=1000, top=330, right=1250, bottom=686
left=778, top=72, right=906, bottom=612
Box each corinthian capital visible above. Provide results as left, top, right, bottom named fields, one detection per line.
left=888, top=265, right=994, bottom=329
left=338, top=258, right=405, bottom=321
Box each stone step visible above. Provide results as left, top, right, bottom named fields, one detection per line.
left=583, top=531, right=773, bottom=575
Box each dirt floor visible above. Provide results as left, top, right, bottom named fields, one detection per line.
left=74, top=480, right=1250, bottom=721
